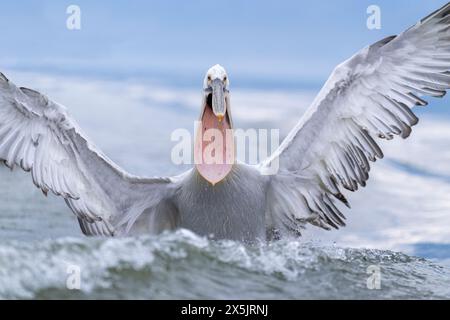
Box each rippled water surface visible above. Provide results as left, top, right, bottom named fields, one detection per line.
left=1, top=231, right=450, bottom=299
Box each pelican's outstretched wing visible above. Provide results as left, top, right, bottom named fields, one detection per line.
left=0, top=72, right=175, bottom=236
left=261, top=3, right=450, bottom=236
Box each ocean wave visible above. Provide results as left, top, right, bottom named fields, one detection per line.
left=1, top=230, right=449, bottom=299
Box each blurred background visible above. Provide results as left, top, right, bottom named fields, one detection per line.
left=1, top=0, right=450, bottom=261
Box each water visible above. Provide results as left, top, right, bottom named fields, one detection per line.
left=1, top=70, right=450, bottom=299
left=1, top=231, right=449, bottom=299
left=0, top=231, right=445, bottom=299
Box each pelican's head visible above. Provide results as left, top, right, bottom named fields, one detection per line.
left=196, top=64, right=234, bottom=185
left=203, top=64, right=230, bottom=121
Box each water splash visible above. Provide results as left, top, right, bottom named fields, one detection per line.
left=1, top=229, right=449, bottom=299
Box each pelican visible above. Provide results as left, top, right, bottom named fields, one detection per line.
left=1, top=3, right=450, bottom=242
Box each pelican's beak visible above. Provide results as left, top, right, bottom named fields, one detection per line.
left=211, top=78, right=226, bottom=120
left=195, top=77, right=234, bottom=185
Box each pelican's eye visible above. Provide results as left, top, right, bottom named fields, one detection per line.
left=223, top=76, right=227, bottom=81
left=207, top=75, right=211, bottom=81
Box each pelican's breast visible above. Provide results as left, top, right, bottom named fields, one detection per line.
left=175, top=164, right=268, bottom=242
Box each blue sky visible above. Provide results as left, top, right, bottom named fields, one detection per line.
left=1, top=0, right=449, bottom=88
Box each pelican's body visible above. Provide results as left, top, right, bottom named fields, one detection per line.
left=2, top=3, right=450, bottom=241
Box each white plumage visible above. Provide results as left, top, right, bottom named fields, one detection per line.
left=261, top=4, right=450, bottom=236
left=0, top=72, right=173, bottom=236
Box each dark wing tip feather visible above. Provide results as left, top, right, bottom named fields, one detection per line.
left=368, top=35, right=397, bottom=52
left=420, top=2, right=450, bottom=24
left=409, top=93, right=428, bottom=106
left=0, top=72, right=8, bottom=82
left=335, top=193, right=350, bottom=208
left=20, top=87, right=41, bottom=97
